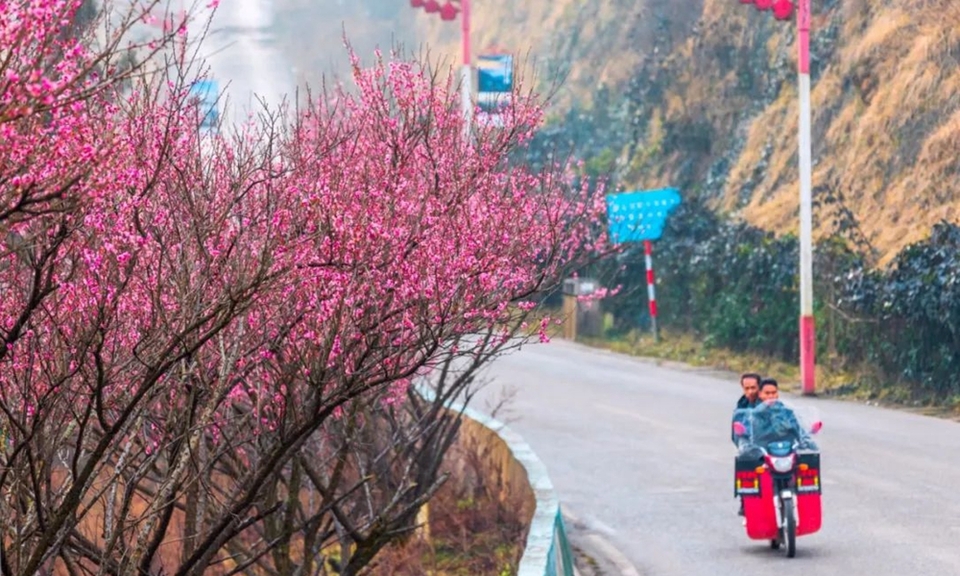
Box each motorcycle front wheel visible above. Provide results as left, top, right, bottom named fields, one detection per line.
left=782, top=498, right=797, bottom=558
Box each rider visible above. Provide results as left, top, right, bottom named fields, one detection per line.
left=731, top=372, right=761, bottom=446
left=753, top=378, right=818, bottom=451
left=734, top=377, right=816, bottom=517
left=732, top=372, right=762, bottom=516
left=736, top=372, right=762, bottom=410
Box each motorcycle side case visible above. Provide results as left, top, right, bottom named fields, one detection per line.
left=796, top=452, right=822, bottom=536
left=735, top=456, right=779, bottom=540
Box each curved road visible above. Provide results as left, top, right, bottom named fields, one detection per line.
left=477, top=338, right=960, bottom=576
left=190, top=0, right=293, bottom=126
left=168, top=5, right=960, bottom=573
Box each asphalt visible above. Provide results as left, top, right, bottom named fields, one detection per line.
left=475, top=338, right=960, bottom=576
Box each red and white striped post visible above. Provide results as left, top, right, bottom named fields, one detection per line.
left=797, top=0, right=816, bottom=395
left=644, top=239, right=659, bottom=342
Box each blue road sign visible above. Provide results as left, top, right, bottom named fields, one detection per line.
left=605, top=188, right=682, bottom=243
left=189, top=79, right=219, bottom=131
left=477, top=54, right=513, bottom=93
left=477, top=54, right=513, bottom=127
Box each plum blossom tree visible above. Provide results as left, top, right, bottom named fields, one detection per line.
left=0, top=3, right=608, bottom=575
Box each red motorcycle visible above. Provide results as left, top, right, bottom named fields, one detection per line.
left=732, top=402, right=823, bottom=558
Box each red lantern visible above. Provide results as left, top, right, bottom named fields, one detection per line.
left=424, top=0, right=441, bottom=13
left=439, top=1, right=458, bottom=20
left=755, top=0, right=773, bottom=9
left=773, top=0, right=795, bottom=20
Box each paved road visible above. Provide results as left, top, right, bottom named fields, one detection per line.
left=190, top=0, right=293, bottom=126
left=476, top=338, right=960, bottom=576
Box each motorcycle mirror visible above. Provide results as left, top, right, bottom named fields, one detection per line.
left=732, top=421, right=747, bottom=436
left=809, top=421, right=823, bottom=434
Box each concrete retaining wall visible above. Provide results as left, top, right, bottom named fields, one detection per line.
left=420, top=386, right=576, bottom=576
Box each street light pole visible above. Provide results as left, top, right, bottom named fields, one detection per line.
left=797, top=0, right=815, bottom=395
left=737, top=0, right=815, bottom=394
left=459, top=0, right=472, bottom=133
left=412, top=1, right=472, bottom=133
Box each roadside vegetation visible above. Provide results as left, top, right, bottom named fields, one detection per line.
left=364, top=438, right=527, bottom=576
left=577, top=194, right=960, bottom=416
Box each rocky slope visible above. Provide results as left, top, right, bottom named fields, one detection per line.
left=272, top=0, right=960, bottom=264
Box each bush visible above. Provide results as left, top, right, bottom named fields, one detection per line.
left=600, top=197, right=960, bottom=400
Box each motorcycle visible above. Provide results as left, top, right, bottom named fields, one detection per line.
left=731, top=401, right=823, bottom=558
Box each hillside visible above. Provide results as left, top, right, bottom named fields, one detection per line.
left=272, top=0, right=960, bottom=265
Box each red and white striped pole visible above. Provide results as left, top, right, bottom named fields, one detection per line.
left=644, top=239, right=659, bottom=342
left=798, top=0, right=816, bottom=395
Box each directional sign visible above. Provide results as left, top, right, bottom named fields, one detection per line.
left=605, top=188, right=682, bottom=243
left=477, top=54, right=513, bottom=127
left=189, top=79, right=220, bottom=131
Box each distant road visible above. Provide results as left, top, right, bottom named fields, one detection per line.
left=192, top=0, right=294, bottom=125
left=477, top=338, right=960, bottom=576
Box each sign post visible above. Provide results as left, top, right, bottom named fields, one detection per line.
left=643, top=239, right=659, bottom=341
left=605, top=188, right=682, bottom=342
left=797, top=0, right=816, bottom=396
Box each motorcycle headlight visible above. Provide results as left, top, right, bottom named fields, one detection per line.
left=769, top=455, right=796, bottom=473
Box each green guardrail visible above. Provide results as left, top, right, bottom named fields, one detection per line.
left=417, top=385, right=576, bottom=576
left=544, top=508, right=576, bottom=576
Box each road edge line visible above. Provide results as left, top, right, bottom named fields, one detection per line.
left=562, top=506, right=641, bottom=576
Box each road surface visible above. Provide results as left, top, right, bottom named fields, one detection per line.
left=190, top=0, right=294, bottom=126
left=476, top=338, right=960, bottom=576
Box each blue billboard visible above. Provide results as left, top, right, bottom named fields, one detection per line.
left=189, top=79, right=219, bottom=131
left=476, top=54, right=513, bottom=126
left=605, top=188, right=682, bottom=243
left=477, top=54, right=513, bottom=93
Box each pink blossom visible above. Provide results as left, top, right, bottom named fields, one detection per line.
left=0, top=22, right=611, bottom=570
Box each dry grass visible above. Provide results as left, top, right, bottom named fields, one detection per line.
left=708, top=1, right=960, bottom=262
left=848, top=9, right=913, bottom=62
left=916, top=108, right=960, bottom=169
left=362, top=440, right=527, bottom=576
